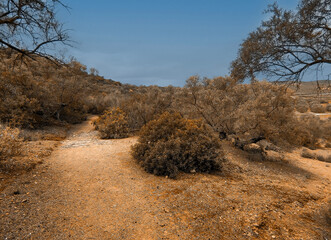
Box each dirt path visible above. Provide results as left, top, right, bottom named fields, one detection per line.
left=0, top=117, right=181, bottom=239
left=1, top=117, right=331, bottom=239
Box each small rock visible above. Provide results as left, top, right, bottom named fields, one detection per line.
left=262, top=151, right=284, bottom=162
left=13, top=190, right=20, bottom=195
left=243, top=143, right=262, bottom=153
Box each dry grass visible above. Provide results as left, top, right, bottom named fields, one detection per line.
left=0, top=126, right=23, bottom=162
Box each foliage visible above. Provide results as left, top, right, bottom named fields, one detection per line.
left=231, top=0, right=331, bottom=83
left=132, top=112, right=224, bottom=178
left=0, top=53, right=89, bottom=128
left=182, top=76, right=307, bottom=147
left=120, top=86, right=175, bottom=130
left=0, top=126, right=23, bottom=161
left=93, top=108, right=129, bottom=139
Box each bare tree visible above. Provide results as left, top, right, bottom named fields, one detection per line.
left=0, top=0, right=69, bottom=60
left=231, top=0, right=331, bottom=83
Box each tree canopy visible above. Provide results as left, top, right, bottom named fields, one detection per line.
left=231, top=0, right=331, bottom=83
left=0, top=0, right=69, bottom=60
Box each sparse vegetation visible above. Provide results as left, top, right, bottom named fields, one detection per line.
left=132, top=112, right=224, bottom=178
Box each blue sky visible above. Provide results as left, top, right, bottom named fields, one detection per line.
left=59, top=0, right=300, bottom=86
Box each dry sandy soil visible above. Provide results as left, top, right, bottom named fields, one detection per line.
left=1, top=116, right=331, bottom=239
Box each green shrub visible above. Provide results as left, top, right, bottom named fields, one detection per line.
left=0, top=126, right=23, bottom=162
left=93, top=108, right=129, bottom=139
left=131, top=112, right=224, bottom=178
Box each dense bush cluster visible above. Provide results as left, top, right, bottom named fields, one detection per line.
left=0, top=51, right=127, bottom=129
left=132, top=112, right=224, bottom=178
left=93, top=108, right=129, bottom=139
left=180, top=76, right=311, bottom=147
left=0, top=53, right=90, bottom=128
left=120, top=87, right=175, bottom=130
left=0, top=126, right=23, bottom=162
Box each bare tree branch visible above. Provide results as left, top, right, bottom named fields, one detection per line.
left=231, top=0, right=331, bottom=83
left=0, top=0, right=69, bottom=61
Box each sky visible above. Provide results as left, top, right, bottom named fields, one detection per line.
left=58, top=0, right=300, bottom=86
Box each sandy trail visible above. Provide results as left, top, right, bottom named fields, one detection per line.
left=0, top=117, right=178, bottom=239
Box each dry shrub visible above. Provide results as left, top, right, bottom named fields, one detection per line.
left=120, top=87, right=175, bottom=131
left=131, top=112, right=224, bottom=178
left=93, top=108, right=129, bottom=139
left=295, top=99, right=309, bottom=113
left=326, top=104, right=331, bottom=112
left=297, top=114, right=331, bottom=147
left=310, top=103, right=326, bottom=113
left=301, top=148, right=316, bottom=159
left=182, top=76, right=308, bottom=148
left=0, top=53, right=90, bottom=128
left=316, top=154, right=331, bottom=163
left=0, top=126, right=23, bottom=161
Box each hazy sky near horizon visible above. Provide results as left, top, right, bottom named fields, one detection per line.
left=59, top=0, right=300, bottom=86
